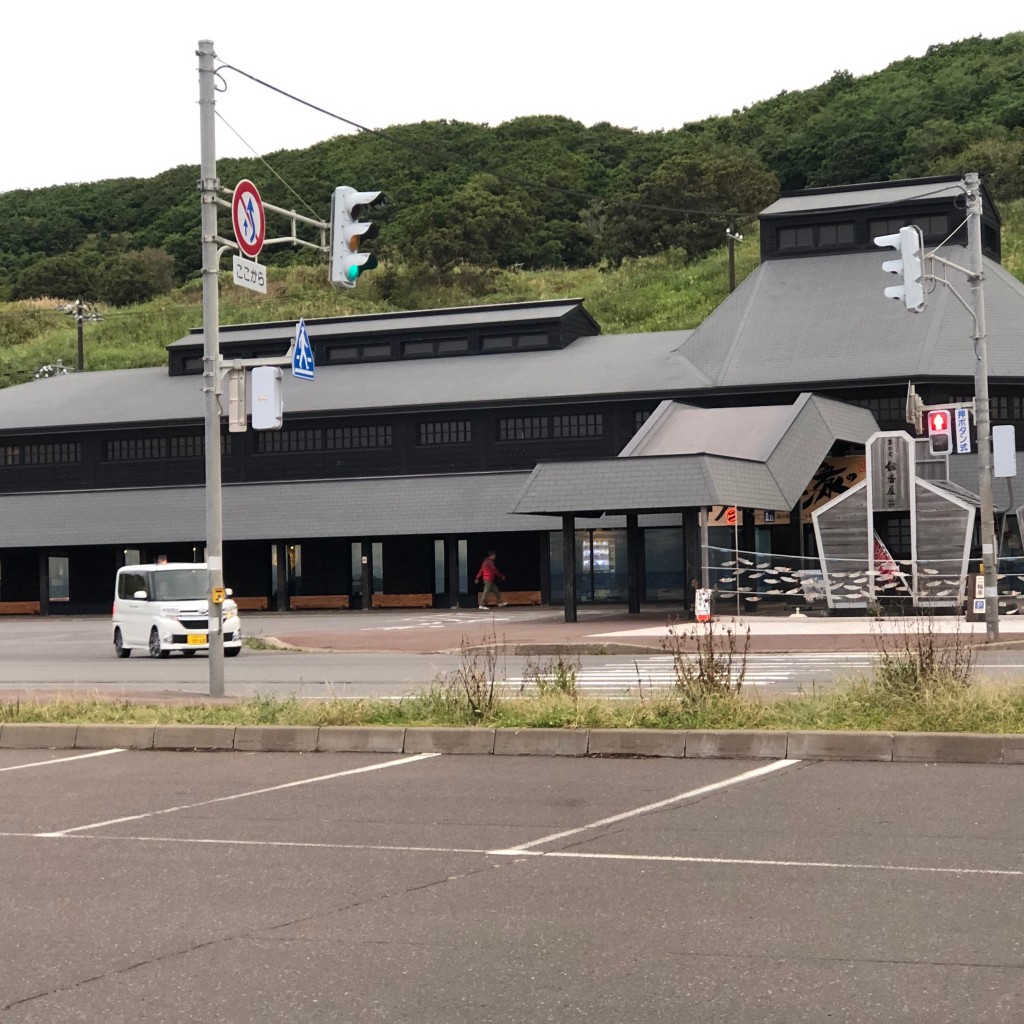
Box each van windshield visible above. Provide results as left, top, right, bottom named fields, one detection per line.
left=150, top=568, right=211, bottom=601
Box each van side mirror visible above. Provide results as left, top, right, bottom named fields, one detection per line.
left=133, top=590, right=148, bottom=600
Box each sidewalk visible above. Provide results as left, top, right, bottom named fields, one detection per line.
left=258, top=604, right=1024, bottom=656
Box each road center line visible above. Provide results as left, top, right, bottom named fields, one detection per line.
left=34, top=752, right=440, bottom=837
left=491, top=759, right=801, bottom=853
left=0, top=749, right=125, bottom=773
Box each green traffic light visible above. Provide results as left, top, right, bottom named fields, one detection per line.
left=348, top=265, right=360, bottom=282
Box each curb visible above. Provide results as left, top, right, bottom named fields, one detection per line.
left=2, top=723, right=1024, bottom=764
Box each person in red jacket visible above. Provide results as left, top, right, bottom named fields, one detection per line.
left=475, top=550, right=507, bottom=609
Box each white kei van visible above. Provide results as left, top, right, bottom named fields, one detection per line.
left=112, top=563, right=242, bottom=658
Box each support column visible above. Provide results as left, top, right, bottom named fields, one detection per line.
left=562, top=515, right=577, bottom=623
left=361, top=540, right=373, bottom=612
left=274, top=542, right=288, bottom=612
left=626, top=513, right=641, bottom=614
left=37, top=551, right=50, bottom=617
left=445, top=535, right=460, bottom=609
left=683, top=508, right=703, bottom=617
left=539, top=531, right=552, bottom=605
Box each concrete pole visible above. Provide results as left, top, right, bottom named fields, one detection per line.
left=198, top=40, right=226, bottom=694
left=965, top=171, right=999, bottom=641
left=75, top=298, right=84, bottom=373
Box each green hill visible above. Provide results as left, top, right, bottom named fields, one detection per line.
left=1, top=31, right=1022, bottom=385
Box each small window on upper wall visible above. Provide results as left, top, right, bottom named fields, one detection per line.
left=481, top=335, right=515, bottom=353
left=779, top=223, right=853, bottom=251
left=402, top=341, right=435, bottom=357
left=869, top=216, right=951, bottom=243
left=817, top=223, right=854, bottom=247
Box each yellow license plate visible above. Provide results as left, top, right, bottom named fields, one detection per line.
left=186, top=634, right=207, bottom=646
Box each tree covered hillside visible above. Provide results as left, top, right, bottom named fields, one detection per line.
left=0, top=32, right=1021, bottom=311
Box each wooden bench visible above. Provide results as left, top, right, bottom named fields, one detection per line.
left=233, top=596, right=269, bottom=611
left=371, top=593, right=433, bottom=609
left=290, top=594, right=349, bottom=610
left=484, top=590, right=542, bottom=606
left=0, top=601, right=41, bottom=615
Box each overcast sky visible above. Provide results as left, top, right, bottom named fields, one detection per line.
left=3, top=2, right=1019, bottom=196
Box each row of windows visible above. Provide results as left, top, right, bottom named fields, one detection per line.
left=777, top=223, right=855, bottom=251
left=1, top=443, right=82, bottom=466
left=255, top=427, right=393, bottom=454
left=858, top=393, right=1024, bottom=431
left=322, top=332, right=553, bottom=365
left=244, top=416, right=608, bottom=453
left=869, top=215, right=950, bottom=241
left=951, top=395, right=1024, bottom=420
left=105, top=435, right=204, bottom=461
left=496, top=414, right=604, bottom=441
left=854, top=396, right=906, bottom=426
left=2, top=411, right=634, bottom=469
left=777, top=215, right=952, bottom=253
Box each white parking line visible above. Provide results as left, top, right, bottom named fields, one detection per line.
left=34, top=752, right=441, bottom=837
left=10, top=832, right=1023, bottom=879
left=0, top=749, right=125, bottom=773
left=490, top=759, right=800, bottom=854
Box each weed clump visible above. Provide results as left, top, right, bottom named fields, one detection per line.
left=870, top=613, right=975, bottom=697
left=660, top=618, right=752, bottom=702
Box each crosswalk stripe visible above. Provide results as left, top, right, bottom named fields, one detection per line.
left=509, top=653, right=874, bottom=690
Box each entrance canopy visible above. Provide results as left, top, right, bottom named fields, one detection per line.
left=512, top=393, right=879, bottom=517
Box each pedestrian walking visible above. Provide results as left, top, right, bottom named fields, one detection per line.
left=475, top=550, right=507, bottom=608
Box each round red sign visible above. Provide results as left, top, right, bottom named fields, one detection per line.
left=231, top=179, right=265, bottom=259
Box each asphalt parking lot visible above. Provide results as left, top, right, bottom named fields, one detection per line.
left=2, top=748, right=1023, bottom=1022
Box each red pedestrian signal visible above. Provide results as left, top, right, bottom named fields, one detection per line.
left=927, top=409, right=952, bottom=455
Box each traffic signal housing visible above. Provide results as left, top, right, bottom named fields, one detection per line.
left=330, top=185, right=384, bottom=288
left=927, top=409, right=952, bottom=456
left=874, top=225, right=925, bottom=312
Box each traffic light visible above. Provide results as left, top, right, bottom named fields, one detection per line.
left=927, top=409, right=952, bottom=456
left=874, top=225, right=925, bottom=312
left=330, top=185, right=384, bottom=288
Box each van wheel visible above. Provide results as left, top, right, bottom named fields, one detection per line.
left=113, top=629, right=131, bottom=659
left=148, top=628, right=169, bottom=659
left=225, top=647, right=241, bottom=658
left=181, top=649, right=197, bottom=657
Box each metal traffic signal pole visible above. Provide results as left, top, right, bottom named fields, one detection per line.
left=965, top=171, right=999, bottom=641
left=198, top=39, right=226, bottom=696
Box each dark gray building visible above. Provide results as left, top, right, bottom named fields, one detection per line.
left=0, top=175, right=1020, bottom=615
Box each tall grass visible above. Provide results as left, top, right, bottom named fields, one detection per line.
left=5, top=681, right=1024, bottom=733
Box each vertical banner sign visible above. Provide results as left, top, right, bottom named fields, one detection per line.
left=870, top=435, right=911, bottom=511
left=955, top=407, right=971, bottom=454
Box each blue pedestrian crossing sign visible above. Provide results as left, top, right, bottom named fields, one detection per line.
left=292, top=318, right=315, bottom=381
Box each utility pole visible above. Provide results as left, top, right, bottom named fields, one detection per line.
left=198, top=39, right=226, bottom=696
left=75, top=298, right=85, bottom=372
left=726, top=227, right=743, bottom=293
left=966, top=171, right=999, bottom=641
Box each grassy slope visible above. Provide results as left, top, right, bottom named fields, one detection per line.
left=0, top=228, right=762, bottom=384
